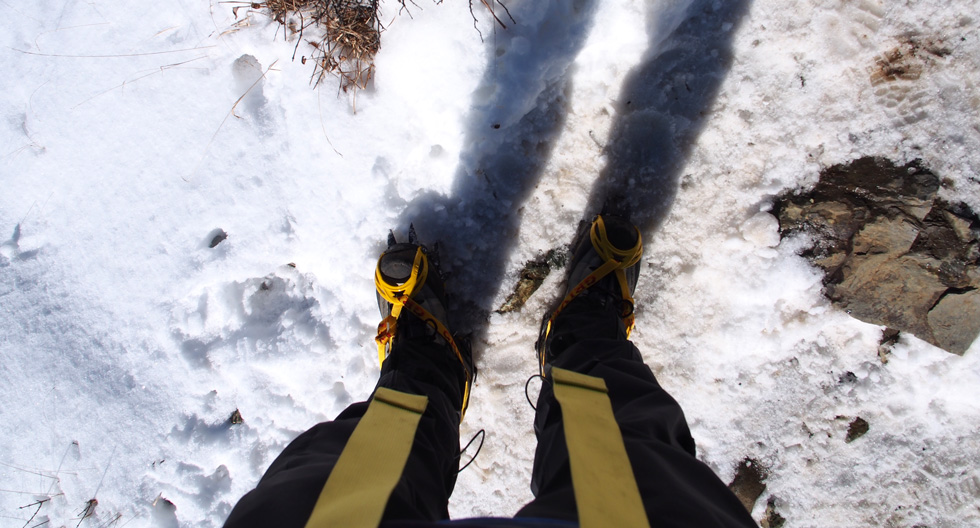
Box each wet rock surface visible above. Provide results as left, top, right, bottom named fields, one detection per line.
left=774, top=157, right=980, bottom=355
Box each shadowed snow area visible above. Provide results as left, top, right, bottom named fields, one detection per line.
left=1, top=0, right=979, bottom=526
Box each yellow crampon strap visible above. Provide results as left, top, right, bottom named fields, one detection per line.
left=375, top=247, right=428, bottom=367
left=589, top=215, right=643, bottom=337
left=374, top=247, right=473, bottom=417
left=540, top=216, right=643, bottom=375
left=304, top=387, right=427, bottom=528
left=551, top=367, right=650, bottom=528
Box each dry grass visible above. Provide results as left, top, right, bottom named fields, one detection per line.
left=241, top=0, right=512, bottom=105
left=256, top=0, right=382, bottom=96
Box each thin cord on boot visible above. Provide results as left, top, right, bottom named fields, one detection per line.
left=524, top=374, right=549, bottom=411
left=457, top=429, right=486, bottom=473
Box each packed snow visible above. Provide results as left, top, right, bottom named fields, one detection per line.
left=2, top=0, right=979, bottom=526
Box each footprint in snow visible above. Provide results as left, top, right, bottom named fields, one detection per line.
left=170, top=267, right=333, bottom=368
left=1, top=223, right=40, bottom=263
left=232, top=54, right=272, bottom=131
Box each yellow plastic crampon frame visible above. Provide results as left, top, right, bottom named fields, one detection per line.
left=540, top=215, right=643, bottom=376
left=374, top=247, right=473, bottom=417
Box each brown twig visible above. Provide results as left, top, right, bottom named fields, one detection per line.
left=468, top=0, right=514, bottom=40
left=19, top=498, right=49, bottom=528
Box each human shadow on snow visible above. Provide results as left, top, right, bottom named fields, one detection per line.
left=394, top=0, right=601, bottom=346
left=394, top=0, right=751, bottom=353
left=586, top=0, right=753, bottom=234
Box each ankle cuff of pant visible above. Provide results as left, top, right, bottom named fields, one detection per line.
left=381, top=343, right=466, bottom=411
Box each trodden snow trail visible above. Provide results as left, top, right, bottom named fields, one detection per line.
left=1, top=0, right=979, bottom=526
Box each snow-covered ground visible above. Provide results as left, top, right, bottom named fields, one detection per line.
left=2, top=0, right=979, bottom=526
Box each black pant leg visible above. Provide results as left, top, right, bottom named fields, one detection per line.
left=515, top=297, right=757, bottom=527
left=223, top=337, right=464, bottom=528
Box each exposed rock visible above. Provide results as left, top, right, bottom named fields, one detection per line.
left=497, top=249, right=566, bottom=313
left=877, top=328, right=901, bottom=363
left=728, top=458, right=768, bottom=514
left=207, top=228, right=228, bottom=248
left=846, top=417, right=870, bottom=443
left=831, top=254, right=948, bottom=338
left=761, top=497, right=786, bottom=528
left=928, top=290, right=980, bottom=354
left=774, top=157, right=980, bottom=355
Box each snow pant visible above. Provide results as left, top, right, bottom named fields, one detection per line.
left=223, top=295, right=757, bottom=527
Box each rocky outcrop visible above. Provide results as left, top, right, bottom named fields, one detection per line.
left=774, top=157, right=980, bottom=355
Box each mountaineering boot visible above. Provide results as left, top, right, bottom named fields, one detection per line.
left=374, top=235, right=476, bottom=418
left=536, top=214, right=643, bottom=376
left=376, top=242, right=451, bottom=342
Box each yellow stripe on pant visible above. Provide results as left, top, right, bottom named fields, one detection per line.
left=552, top=367, right=650, bottom=528
left=304, top=387, right=428, bottom=528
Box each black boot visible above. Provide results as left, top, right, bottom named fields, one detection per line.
left=374, top=239, right=476, bottom=418
left=536, top=214, right=643, bottom=376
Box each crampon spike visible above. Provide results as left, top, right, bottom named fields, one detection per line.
left=387, top=230, right=397, bottom=248
left=408, top=224, right=419, bottom=245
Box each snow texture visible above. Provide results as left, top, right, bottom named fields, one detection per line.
left=1, top=0, right=979, bottom=526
